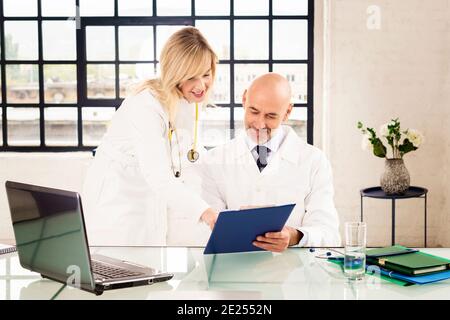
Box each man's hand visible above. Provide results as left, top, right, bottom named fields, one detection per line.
left=252, top=226, right=302, bottom=253
left=200, top=208, right=219, bottom=230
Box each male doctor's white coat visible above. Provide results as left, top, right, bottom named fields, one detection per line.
left=197, top=125, right=341, bottom=247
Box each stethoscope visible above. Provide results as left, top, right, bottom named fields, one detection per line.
left=309, top=248, right=345, bottom=260
left=168, top=103, right=199, bottom=178
left=308, top=248, right=347, bottom=279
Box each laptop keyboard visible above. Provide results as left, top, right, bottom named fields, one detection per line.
left=91, top=260, right=144, bottom=279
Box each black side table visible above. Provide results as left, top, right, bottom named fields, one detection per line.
left=360, top=186, right=428, bottom=247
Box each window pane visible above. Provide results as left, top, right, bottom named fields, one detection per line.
left=80, top=0, right=114, bottom=16
left=5, top=21, right=38, bottom=60
left=45, top=107, right=78, bottom=146
left=44, top=64, right=77, bottom=103
left=211, top=64, right=229, bottom=104
left=199, top=106, right=230, bottom=148
left=82, top=107, right=116, bottom=145
left=87, top=64, right=116, bottom=99
left=195, top=20, right=229, bottom=60
left=6, top=65, right=39, bottom=104
left=286, top=107, right=307, bottom=140
left=86, top=27, right=115, bottom=61
left=234, top=64, right=269, bottom=103
left=273, top=20, right=308, bottom=60
left=41, top=0, right=76, bottom=16
left=43, top=21, right=76, bottom=60
left=3, top=0, right=37, bottom=17
left=118, top=0, right=153, bottom=16
left=119, top=26, right=154, bottom=61
left=234, top=20, right=268, bottom=60
left=273, top=0, right=308, bottom=15
left=234, top=0, right=268, bottom=16
left=233, top=107, right=246, bottom=135
left=156, top=26, right=185, bottom=60
left=120, top=63, right=155, bottom=98
left=7, top=107, right=40, bottom=146
left=272, top=64, right=307, bottom=103
left=157, top=0, right=191, bottom=16
left=195, top=0, right=229, bottom=16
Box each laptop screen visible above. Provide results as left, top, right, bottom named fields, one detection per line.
left=6, top=181, right=95, bottom=291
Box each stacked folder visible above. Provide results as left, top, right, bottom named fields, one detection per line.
left=365, top=245, right=450, bottom=285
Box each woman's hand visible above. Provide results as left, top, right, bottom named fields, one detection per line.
left=200, top=208, right=219, bottom=230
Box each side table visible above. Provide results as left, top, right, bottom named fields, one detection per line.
left=360, top=186, right=428, bottom=247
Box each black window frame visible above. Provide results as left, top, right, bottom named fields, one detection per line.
left=0, top=0, right=314, bottom=152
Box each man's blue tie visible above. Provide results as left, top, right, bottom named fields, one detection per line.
left=255, top=145, right=270, bottom=172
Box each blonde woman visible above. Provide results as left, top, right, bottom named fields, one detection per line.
left=82, top=27, right=219, bottom=246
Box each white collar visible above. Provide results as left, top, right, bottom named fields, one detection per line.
left=244, top=126, right=286, bottom=153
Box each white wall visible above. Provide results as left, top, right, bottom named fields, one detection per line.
left=0, top=153, right=92, bottom=242
left=318, top=0, right=450, bottom=246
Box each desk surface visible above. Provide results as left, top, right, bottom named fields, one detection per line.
left=1, top=247, right=450, bottom=300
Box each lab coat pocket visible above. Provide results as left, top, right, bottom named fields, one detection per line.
left=274, top=184, right=306, bottom=205
left=83, top=157, right=110, bottom=208
left=96, top=162, right=121, bottom=207
left=275, top=185, right=307, bottom=228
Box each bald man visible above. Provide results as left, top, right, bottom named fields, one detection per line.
left=199, top=73, right=340, bottom=252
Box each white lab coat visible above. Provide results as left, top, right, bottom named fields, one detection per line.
left=82, top=89, right=209, bottom=246
left=197, top=126, right=341, bottom=247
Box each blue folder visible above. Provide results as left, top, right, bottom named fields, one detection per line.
left=203, top=204, right=296, bottom=255
left=376, top=266, right=450, bottom=285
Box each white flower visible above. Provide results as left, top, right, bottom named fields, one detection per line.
left=361, top=134, right=372, bottom=151
left=379, top=123, right=390, bottom=137
left=406, top=129, right=424, bottom=147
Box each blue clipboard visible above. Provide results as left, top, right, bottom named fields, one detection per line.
left=203, top=204, right=296, bottom=255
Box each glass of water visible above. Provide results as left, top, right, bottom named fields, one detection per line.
left=344, top=222, right=366, bottom=280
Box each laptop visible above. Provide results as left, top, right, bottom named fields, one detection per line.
left=5, top=180, right=173, bottom=295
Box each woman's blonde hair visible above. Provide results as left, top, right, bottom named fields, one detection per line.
left=136, top=26, right=218, bottom=124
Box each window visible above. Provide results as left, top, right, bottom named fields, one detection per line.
left=0, top=0, right=313, bottom=151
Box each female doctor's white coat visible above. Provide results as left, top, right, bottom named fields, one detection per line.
left=82, top=90, right=209, bottom=246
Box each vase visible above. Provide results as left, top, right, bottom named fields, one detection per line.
left=380, top=159, right=410, bottom=194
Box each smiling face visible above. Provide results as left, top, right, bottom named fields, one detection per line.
left=243, top=73, right=293, bottom=144
left=179, top=68, right=213, bottom=103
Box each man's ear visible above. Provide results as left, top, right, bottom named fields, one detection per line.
left=283, top=103, right=293, bottom=121
left=242, top=89, right=248, bottom=108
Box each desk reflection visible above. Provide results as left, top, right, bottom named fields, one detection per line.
left=178, top=250, right=303, bottom=299
left=204, top=250, right=303, bottom=283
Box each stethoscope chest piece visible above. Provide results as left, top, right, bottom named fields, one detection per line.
left=187, top=149, right=199, bottom=162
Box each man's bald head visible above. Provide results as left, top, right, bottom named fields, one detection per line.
left=246, top=73, right=292, bottom=106
left=242, top=72, right=293, bottom=144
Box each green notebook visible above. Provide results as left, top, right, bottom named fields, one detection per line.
left=366, top=245, right=417, bottom=258
left=367, top=246, right=450, bottom=276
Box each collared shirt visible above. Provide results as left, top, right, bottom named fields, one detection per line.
left=244, top=126, right=287, bottom=165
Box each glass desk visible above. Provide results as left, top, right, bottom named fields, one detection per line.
left=1, top=247, right=450, bottom=300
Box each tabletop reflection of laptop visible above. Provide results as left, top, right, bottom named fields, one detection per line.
left=5, top=181, right=173, bottom=295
